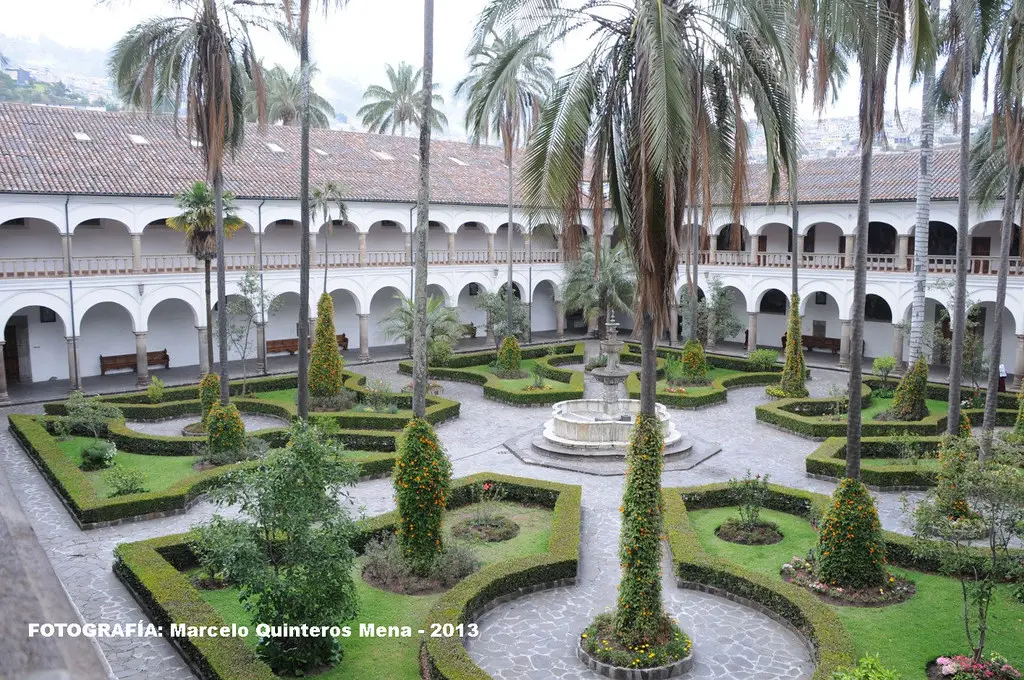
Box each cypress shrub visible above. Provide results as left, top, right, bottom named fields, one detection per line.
left=309, top=293, right=344, bottom=398
left=199, top=373, right=220, bottom=426
left=393, top=418, right=452, bottom=575
left=615, top=413, right=665, bottom=645
left=891, top=355, right=929, bottom=421
left=815, top=478, right=887, bottom=588
left=495, top=336, right=522, bottom=373
left=680, top=339, right=709, bottom=384
left=935, top=438, right=974, bottom=520
left=206, top=402, right=245, bottom=457
left=778, top=293, right=808, bottom=397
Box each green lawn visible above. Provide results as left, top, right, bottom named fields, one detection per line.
left=861, top=397, right=948, bottom=421
left=58, top=436, right=201, bottom=497
left=861, top=457, right=940, bottom=470
left=657, top=367, right=744, bottom=396
left=460, top=358, right=568, bottom=391
left=688, top=507, right=1024, bottom=678
left=252, top=388, right=413, bottom=417
left=191, top=501, right=554, bottom=679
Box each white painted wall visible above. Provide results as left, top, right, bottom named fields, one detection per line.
left=266, top=294, right=301, bottom=347
left=24, top=307, right=69, bottom=381
left=263, top=223, right=302, bottom=253
left=329, top=290, right=360, bottom=348
left=531, top=226, right=558, bottom=250
left=756, top=311, right=786, bottom=347
left=78, top=302, right=136, bottom=377
left=141, top=225, right=187, bottom=255
left=495, top=225, right=526, bottom=249
left=457, top=285, right=488, bottom=328
left=366, top=224, right=406, bottom=252
left=71, top=222, right=132, bottom=257
left=148, top=299, right=200, bottom=369
left=368, top=288, right=403, bottom=347
left=428, top=224, right=447, bottom=250
left=808, top=224, right=842, bottom=252
left=762, top=224, right=790, bottom=252
left=456, top=225, right=488, bottom=250
left=531, top=281, right=557, bottom=332
left=801, top=295, right=841, bottom=339
left=0, top=220, right=62, bottom=259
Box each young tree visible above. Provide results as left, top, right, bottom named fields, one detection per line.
left=776, top=293, right=808, bottom=397
left=393, top=417, right=451, bottom=574
left=560, top=240, right=635, bottom=339
left=309, top=292, right=344, bottom=401
left=378, top=294, right=463, bottom=356
left=678, top=275, right=742, bottom=346
left=192, top=420, right=360, bottom=675
left=474, top=289, right=529, bottom=344
left=223, top=267, right=280, bottom=395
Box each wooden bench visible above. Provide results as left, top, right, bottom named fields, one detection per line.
left=336, top=333, right=349, bottom=351
left=781, top=334, right=864, bottom=355
left=266, top=338, right=299, bottom=355
left=99, top=349, right=170, bottom=375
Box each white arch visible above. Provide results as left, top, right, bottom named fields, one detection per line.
left=0, top=292, right=72, bottom=332
left=76, top=291, right=143, bottom=332
left=797, top=282, right=847, bottom=317
left=0, top=202, right=65, bottom=229
left=142, top=287, right=204, bottom=327
left=69, top=205, right=136, bottom=233
left=751, top=285, right=790, bottom=314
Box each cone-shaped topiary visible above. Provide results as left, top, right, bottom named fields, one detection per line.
left=309, top=293, right=344, bottom=398
left=206, top=402, right=245, bottom=457
left=680, top=339, right=709, bottom=384
left=778, top=293, right=808, bottom=397
left=891, top=355, right=929, bottom=421
left=393, top=418, right=452, bottom=575
left=615, top=413, right=665, bottom=645
left=199, top=373, right=220, bottom=427
left=495, top=335, right=522, bottom=373
left=815, top=478, right=887, bottom=588
left=935, top=438, right=974, bottom=520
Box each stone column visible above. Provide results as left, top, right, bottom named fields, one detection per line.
left=134, top=332, right=150, bottom=387
left=746, top=312, right=758, bottom=354
left=252, top=233, right=261, bottom=267
left=66, top=336, right=81, bottom=391
left=524, top=234, right=532, bottom=264
left=487, top=233, right=496, bottom=263
left=485, top=311, right=495, bottom=344
left=447, top=233, right=456, bottom=264
left=404, top=233, right=412, bottom=264
left=358, top=314, right=370, bottom=360
left=0, top=341, right=9, bottom=404
left=60, top=233, right=71, bottom=274
left=708, top=237, right=717, bottom=264
left=669, top=305, right=679, bottom=345
left=706, top=307, right=717, bottom=349
left=308, top=233, right=318, bottom=264
left=555, top=301, right=565, bottom=340
left=839, top=320, right=852, bottom=368
left=892, top=323, right=905, bottom=373
left=1014, top=334, right=1024, bottom=390
left=131, top=233, right=143, bottom=273
left=358, top=233, right=367, bottom=266
left=897, top=234, right=910, bottom=270
left=197, top=326, right=210, bottom=376
left=254, top=323, right=266, bottom=374
left=844, top=235, right=856, bottom=269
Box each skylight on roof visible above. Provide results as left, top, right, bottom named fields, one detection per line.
left=448, top=156, right=468, bottom=166
left=314, top=148, right=329, bottom=157
left=266, top=142, right=285, bottom=153
left=371, top=150, right=394, bottom=161
left=72, top=131, right=91, bottom=142
left=128, top=134, right=149, bottom=145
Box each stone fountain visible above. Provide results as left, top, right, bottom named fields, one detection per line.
left=532, top=312, right=689, bottom=459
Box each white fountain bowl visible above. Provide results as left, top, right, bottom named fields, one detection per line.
left=541, top=399, right=682, bottom=452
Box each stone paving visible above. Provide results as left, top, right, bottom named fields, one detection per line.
left=0, top=343, right=922, bottom=679
left=125, top=413, right=289, bottom=437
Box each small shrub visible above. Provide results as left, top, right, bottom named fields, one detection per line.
left=748, top=349, right=780, bottom=372
left=428, top=339, right=454, bottom=367
left=495, top=336, right=522, bottom=373
left=891, top=355, right=928, bottom=421
left=872, top=355, right=897, bottom=387
left=933, top=654, right=1022, bottom=680
left=80, top=440, right=117, bottom=471
left=362, top=533, right=478, bottom=593
left=206, top=402, right=246, bottom=458
left=665, top=354, right=685, bottom=384
left=679, top=339, right=709, bottom=385
left=815, top=478, right=887, bottom=588
left=199, top=436, right=269, bottom=467
left=310, top=293, right=345, bottom=398
left=104, top=465, right=147, bottom=497
left=365, top=378, right=394, bottom=411
left=56, top=390, right=122, bottom=439
left=531, top=368, right=545, bottom=389
left=311, top=388, right=357, bottom=412
left=935, top=437, right=976, bottom=520
left=393, top=418, right=452, bottom=575
left=829, top=654, right=901, bottom=680
left=146, top=376, right=166, bottom=404
left=728, top=470, right=771, bottom=528
left=430, top=542, right=480, bottom=587
left=199, top=374, right=220, bottom=426
left=585, top=354, right=608, bottom=371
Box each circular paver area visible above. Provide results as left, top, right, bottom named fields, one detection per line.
left=125, top=413, right=289, bottom=437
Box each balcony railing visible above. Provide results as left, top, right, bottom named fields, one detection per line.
left=0, top=256, right=65, bottom=278
left=532, top=249, right=560, bottom=263
left=71, top=255, right=132, bottom=276
left=756, top=252, right=792, bottom=267
left=801, top=253, right=846, bottom=269
left=455, top=250, right=490, bottom=264
left=494, top=250, right=529, bottom=264
left=322, top=251, right=360, bottom=267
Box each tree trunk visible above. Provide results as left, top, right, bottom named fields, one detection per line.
left=204, top=258, right=214, bottom=375
left=411, top=0, right=435, bottom=418
left=908, top=0, right=937, bottom=366
left=323, top=223, right=329, bottom=294
left=506, top=149, right=514, bottom=338
left=980, top=161, right=1017, bottom=459
left=214, top=171, right=229, bottom=405
left=639, top=312, right=656, bottom=415
left=846, top=71, right=877, bottom=480
left=947, top=35, right=973, bottom=435
left=689, top=212, right=699, bottom=341
left=296, top=17, right=312, bottom=419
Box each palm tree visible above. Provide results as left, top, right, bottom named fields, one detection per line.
left=248, top=64, right=335, bottom=127
left=110, top=0, right=267, bottom=405
left=456, top=29, right=554, bottom=338
left=166, top=181, right=244, bottom=373
left=411, top=2, right=436, bottom=418
left=278, top=0, right=350, bottom=420
left=311, top=182, right=348, bottom=293
left=908, top=0, right=940, bottom=368
left=560, top=240, right=635, bottom=335
left=378, top=294, right=463, bottom=354
left=358, top=62, right=448, bottom=136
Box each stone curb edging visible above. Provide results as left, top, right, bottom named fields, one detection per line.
left=755, top=419, right=828, bottom=441
left=577, top=640, right=694, bottom=680
left=676, top=579, right=816, bottom=678
left=464, top=577, right=577, bottom=623
left=805, top=472, right=932, bottom=492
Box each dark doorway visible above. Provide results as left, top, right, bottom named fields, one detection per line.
left=4, top=324, right=19, bottom=384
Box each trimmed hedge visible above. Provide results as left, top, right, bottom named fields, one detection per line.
left=757, top=382, right=1017, bottom=439
left=399, top=343, right=586, bottom=406
left=112, top=472, right=581, bottom=680
left=805, top=437, right=943, bottom=489
left=8, top=414, right=396, bottom=526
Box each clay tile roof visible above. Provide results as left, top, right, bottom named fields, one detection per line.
left=0, top=102, right=961, bottom=205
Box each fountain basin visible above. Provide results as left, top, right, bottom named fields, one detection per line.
left=540, top=399, right=684, bottom=453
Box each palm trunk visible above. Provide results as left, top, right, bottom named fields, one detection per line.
left=323, top=223, right=329, bottom=294
left=204, top=258, right=214, bottom=374
left=639, top=312, right=656, bottom=414
left=214, top=170, right=229, bottom=405
left=908, top=0, right=937, bottom=366
left=846, top=74, right=876, bottom=480
left=980, top=161, right=1017, bottom=459
left=506, top=148, right=514, bottom=338
left=947, top=36, right=973, bottom=434
left=411, top=0, right=435, bottom=418
left=296, top=18, right=312, bottom=419
left=689, top=210, right=699, bottom=341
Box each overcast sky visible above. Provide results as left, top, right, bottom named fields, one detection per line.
left=3, top=0, right=976, bottom=137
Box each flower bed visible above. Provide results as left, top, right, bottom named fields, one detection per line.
left=780, top=555, right=916, bottom=606
left=399, top=342, right=586, bottom=406
left=112, top=472, right=581, bottom=680
left=805, top=436, right=945, bottom=490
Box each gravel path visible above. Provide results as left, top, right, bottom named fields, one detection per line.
left=125, top=414, right=289, bottom=437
